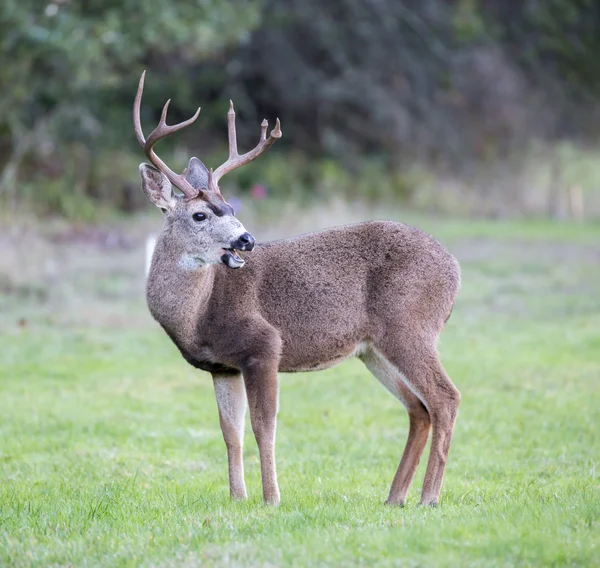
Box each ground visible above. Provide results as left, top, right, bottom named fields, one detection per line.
left=1, top=208, right=599, bottom=567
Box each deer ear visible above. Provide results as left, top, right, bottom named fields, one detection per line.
left=139, top=163, right=176, bottom=211
left=185, top=157, right=210, bottom=191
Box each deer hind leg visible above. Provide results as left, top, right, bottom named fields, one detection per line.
left=375, top=338, right=460, bottom=507
left=242, top=359, right=280, bottom=505
left=213, top=373, right=248, bottom=500
left=361, top=348, right=431, bottom=506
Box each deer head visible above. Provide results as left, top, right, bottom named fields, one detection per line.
left=133, top=71, right=282, bottom=269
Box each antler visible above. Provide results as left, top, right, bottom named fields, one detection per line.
left=209, top=101, right=282, bottom=192
left=133, top=71, right=201, bottom=200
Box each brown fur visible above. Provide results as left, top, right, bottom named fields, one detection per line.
left=147, top=219, right=461, bottom=506
left=135, top=75, right=460, bottom=506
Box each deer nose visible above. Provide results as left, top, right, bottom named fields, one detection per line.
left=233, top=232, right=255, bottom=251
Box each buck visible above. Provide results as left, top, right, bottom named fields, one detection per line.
left=133, top=72, right=461, bottom=507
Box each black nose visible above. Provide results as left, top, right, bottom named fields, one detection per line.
left=233, top=232, right=255, bottom=251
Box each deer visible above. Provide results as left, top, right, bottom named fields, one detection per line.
left=133, top=71, right=461, bottom=507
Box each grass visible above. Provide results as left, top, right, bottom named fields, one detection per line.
left=1, top=213, right=600, bottom=566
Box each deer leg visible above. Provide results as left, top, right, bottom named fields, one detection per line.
left=361, top=349, right=431, bottom=506
left=388, top=400, right=431, bottom=506
left=213, top=373, right=248, bottom=500
left=242, top=361, right=280, bottom=505
left=418, top=375, right=460, bottom=507
left=377, top=341, right=460, bottom=507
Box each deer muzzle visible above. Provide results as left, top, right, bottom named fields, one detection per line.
left=231, top=232, right=255, bottom=252
left=221, top=232, right=255, bottom=269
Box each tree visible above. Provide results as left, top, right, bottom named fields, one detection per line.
left=0, top=0, right=263, bottom=199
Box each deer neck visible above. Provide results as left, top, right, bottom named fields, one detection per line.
left=146, top=233, right=215, bottom=350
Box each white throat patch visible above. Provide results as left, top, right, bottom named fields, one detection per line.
left=178, top=254, right=206, bottom=271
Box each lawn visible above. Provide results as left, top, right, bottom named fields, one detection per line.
left=1, top=214, right=599, bottom=566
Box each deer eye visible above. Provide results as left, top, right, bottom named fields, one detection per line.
left=192, top=212, right=206, bottom=222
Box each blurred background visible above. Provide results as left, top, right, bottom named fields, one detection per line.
left=2, top=0, right=600, bottom=220
left=1, top=0, right=600, bottom=326
left=1, top=5, right=600, bottom=563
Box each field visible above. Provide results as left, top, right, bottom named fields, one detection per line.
left=1, top=209, right=599, bottom=567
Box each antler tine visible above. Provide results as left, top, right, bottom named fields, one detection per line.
left=228, top=101, right=238, bottom=158
left=145, top=100, right=201, bottom=149
left=133, top=71, right=148, bottom=147
left=260, top=119, right=268, bottom=141
left=210, top=103, right=282, bottom=192
left=133, top=71, right=201, bottom=200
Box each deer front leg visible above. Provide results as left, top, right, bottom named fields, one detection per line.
left=242, top=360, right=280, bottom=505
left=213, top=373, right=248, bottom=500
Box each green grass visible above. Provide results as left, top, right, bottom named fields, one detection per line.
left=1, top=217, right=600, bottom=566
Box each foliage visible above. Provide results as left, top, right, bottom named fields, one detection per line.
left=229, top=0, right=600, bottom=161
left=1, top=0, right=600, bottom=216
left=0, top=0, right=263, bottom=199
